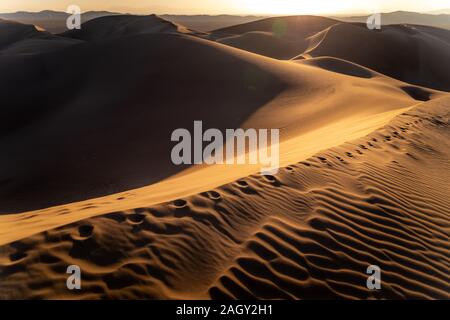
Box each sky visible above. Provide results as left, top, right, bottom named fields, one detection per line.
left=1, top=0, right=449, bottom=15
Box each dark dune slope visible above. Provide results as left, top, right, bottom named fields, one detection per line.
left=0, top=19, right=80, bottom=54
left=212, top=16, right=450, bottom=91
left=0, top=33, right=286, bottom=213
left=1, top=96, right=448, bottom=299
left=302, top=23, right=450, bottom=91
left=0, top=14, right=444, bottom=213
left=61, top=14, right=197, bottom=41
left=211, top=16, right=339, bottom=59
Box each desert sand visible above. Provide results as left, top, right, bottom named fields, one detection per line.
left=212, top=16, right=450, bottom=91
left=0, top=14, right=448, bottom=299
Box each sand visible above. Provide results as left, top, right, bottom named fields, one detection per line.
left=0, top=19, right=80, bottom=54
left=61, top=14, right=198, bottom=40
left=0, top=14, right=449, bottom=299
left=212, top=17, right=450, bottom=91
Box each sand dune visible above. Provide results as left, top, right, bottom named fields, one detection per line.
left=337, top=11, right=450, bottom=30
left=300, top=23, right=450, bottom=91
left=213, top=15, right=339, bottom=37
left=161, top=15, right=266, bottom=32
left=0, top=14, right=449, bottom=300
left=0, top=11, right=265, bottom=34
left=212, top=17, right=450, bottom=91
left=0, top=11, right=120, bottom=34
left=0, top=19, right=80, bottom=54
left=0, top=96, right=448, bottom=299
left=212, top=16, right=339, bottom=59
left=0, top=26, right=440, bottom=213
left=61, top=14, right=198, bottom=41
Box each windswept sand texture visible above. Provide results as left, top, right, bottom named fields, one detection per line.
left=0, top=97, right=448, bottom=299
left=0, top=14, right=449, bottom=300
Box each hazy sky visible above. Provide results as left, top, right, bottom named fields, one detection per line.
left=1, top=0, right=449, bottom=15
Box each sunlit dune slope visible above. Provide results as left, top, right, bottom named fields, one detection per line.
left=0, top=96, right=448, bottom=299
left=0, top=13, right=449, bottom=301
left=0, top=29, right=440, bottom=214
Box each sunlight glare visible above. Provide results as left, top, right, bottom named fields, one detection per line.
left=238, top=0, right=348, bottom=15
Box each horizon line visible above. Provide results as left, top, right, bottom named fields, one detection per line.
left=0, top=8, right=449, bottom=17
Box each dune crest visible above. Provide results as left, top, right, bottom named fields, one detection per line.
left=0, top=13, right=448, bottom=300
left=212, top=16, right=450, bottom=91
left=1, top=26, right=441, bottom=214
left=61, top=14, right=200, bottom=40
left=0, top=96, right=448, bottom=299
left=0, top=19, right=80, bottom=54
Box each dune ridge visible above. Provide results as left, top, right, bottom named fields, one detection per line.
left=1, top=22, right=440, bottom=214
left=0, top=96, right=448, bottom=299
left=212, top=17, right=450, bottom=91
left=0, top=19, right=80, bottom=54
left=60, top=14, right=200, bottom=41
left=0, top=14, right=449, bottom=300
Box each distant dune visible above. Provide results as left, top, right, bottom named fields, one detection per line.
left=211, top=17, right=450, bottom=91
left=0, top=10, right=119, bottom=33
left=427, top=9, right=450, bottom=15
left=61, top=14, right=198, bottom=40
left=161, top=14, right=266, bottom=32
left=337, top=11, right=450, bottom=30
left=0, top=11, right=266, bottom=34
left=0, top=14, right=448, bottom=300
left=212, top=16, right=338, bottom=59
left=0, top=19, right=80, bottom=54
left=2, top=10, right=448, bottom=33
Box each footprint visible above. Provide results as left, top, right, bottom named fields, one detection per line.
left=263, top=175, right=279, bottom=185
left=78, top=224, right=94, bottom=238
left=237, top=180, right=249, bottom=188
left=173, top=199, right=188, bottom=209
left=128, top=213, right=146, bottom=224
left=206, top=191, right=221, bottom=201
